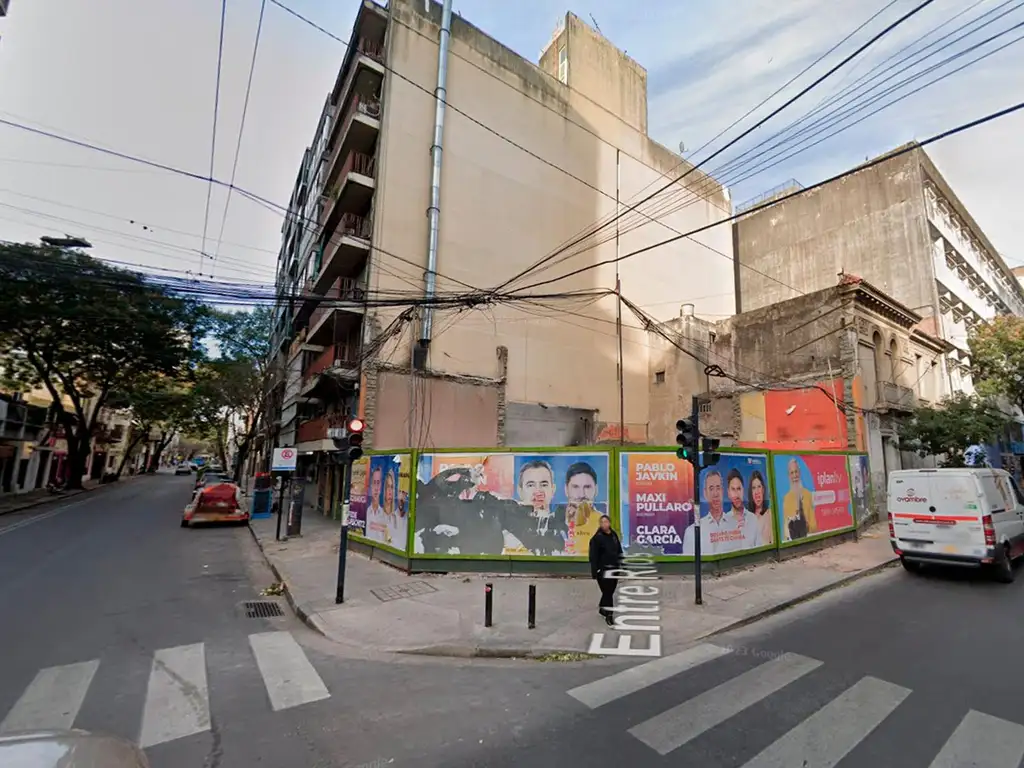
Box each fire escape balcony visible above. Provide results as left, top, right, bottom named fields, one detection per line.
left=876, top=381, right=916, bottom=412
left=306, top=276, right=366, bottom=345
left=312, top=213, right=372, bottom=296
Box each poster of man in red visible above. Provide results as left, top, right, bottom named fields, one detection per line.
left=772, top=453, right=854, bottom=542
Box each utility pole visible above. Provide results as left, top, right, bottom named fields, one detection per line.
left=676, top=395, right=720, bottom=605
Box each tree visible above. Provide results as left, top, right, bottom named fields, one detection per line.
left=898, top=392, right=1008, bottom=467
left=189, top=307, right=274, bottom=483
left=0, top=243, right=206, bottom=488
left=107, top=375, right=194, bottom=476
left=969, top=316, right=1024, bottom=413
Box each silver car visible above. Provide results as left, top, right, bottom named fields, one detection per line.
left=0, top=729, right=149, bottom=767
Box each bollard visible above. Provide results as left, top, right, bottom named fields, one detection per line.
left=528, top=584, right=536, bottom=630
left=484, top=583, right=493, bottom=628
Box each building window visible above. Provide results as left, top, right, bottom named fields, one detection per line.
left=558, top=45, right=568, bottom=84
left=655, top=370, right=665, bottom=384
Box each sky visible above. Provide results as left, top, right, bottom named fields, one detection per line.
left=0, top=0, right=1021, bottom=294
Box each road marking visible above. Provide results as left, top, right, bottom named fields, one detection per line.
left=0, top=500, right=91, bottom=537
left=629, top=653, right=822, bottom=756
left=0, top=659, right=99, bottom=733
left=138, top=643, right=211, bottom=748
left=739, top=676, right=910, bottom=767
left=928, top=710, right=1024, bottom=768
left=569, top=643, right=732, bottom=709
left=249, top=631, right=330, bottom=711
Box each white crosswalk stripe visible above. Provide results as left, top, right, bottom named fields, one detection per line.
left=571, top=642, right=1024, bottom=764
left=0, top=660, right=99, bottom=733
left=928, top=710, right=1024, bottom=768
left=0, top=631, right=331, bottom=751
left=249, top=631, right=331, bottom=711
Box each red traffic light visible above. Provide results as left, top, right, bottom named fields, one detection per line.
left=347, top=418, right=365, bottom=433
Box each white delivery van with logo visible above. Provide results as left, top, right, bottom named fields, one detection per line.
left=888, top=468, right=1024, bottom=582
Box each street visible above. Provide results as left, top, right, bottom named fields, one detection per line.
left=4, top=474, right=1024, bottom=767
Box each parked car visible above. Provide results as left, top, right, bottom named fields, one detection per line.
left=182, top=478, right=248, bottom=528
left=889, top=467, right=1024, bottom=582
left=0, top=729, right=149, bottom=767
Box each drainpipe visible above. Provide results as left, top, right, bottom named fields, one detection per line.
left=416, top=0, right=454, bottom=369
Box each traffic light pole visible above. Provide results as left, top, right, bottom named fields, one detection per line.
left=336, top=458, right=352, bottom=605
left=690, top=395, right=703, bottom=606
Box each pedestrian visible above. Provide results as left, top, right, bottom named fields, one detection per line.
left=589, top=514, right=622, bottom=626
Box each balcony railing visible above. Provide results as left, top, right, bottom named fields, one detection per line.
left=877, top=381, right=916, bottom=412
left=296, top=415, right=329, bottom=444
left=302, top=342, right=360, bottom=387
left=338, top=212, right=371, bottom=240
left=309, top=277, right=365, bottom=329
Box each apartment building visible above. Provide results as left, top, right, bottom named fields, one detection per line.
left=733, top=144, right=1024, bottom=398
left=270, top=0, right=735, bottom=478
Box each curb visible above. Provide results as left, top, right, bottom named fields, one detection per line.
left=245, top=523, right=328, bottom=639
left=697, top=556, right=900, bottom=642
left=394, top=645, right=596, bottom=659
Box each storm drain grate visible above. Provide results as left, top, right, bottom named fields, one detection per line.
left=244, top=600, right=285, bottom=618
left=371, top=581, right=438, bottom=602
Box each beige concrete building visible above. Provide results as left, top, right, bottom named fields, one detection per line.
left=273, top=0, right=735, bottom=465
left=649, top=275, right=952, bottom=493
left=732, top=144, right=1024, bottom=398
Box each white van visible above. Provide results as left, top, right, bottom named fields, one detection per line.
left=888, top=468, right=1024, bottom=582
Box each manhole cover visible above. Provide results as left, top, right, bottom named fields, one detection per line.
left=371, top=581, right=438, bottom=602
left=244, top=600, right=285, bottom=618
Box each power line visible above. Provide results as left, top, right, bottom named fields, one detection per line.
left=213, top=0, right=267, bottom=277
left=506, top=99, right=1024, bottom=295
left=492, top=0, right=943, bottom=293
left=200, top=0, right=229, bottom=276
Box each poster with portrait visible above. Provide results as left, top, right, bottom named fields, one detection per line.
left=346, top=457, right=370, bottom=534
left=413, top=452, right=610, bottom=556
left=618, top=452, right=694, bottom=555
left=848, top=454, right=870, bottom=526
left=773, top=453, right=854, bottom=543
left=355, top=454, right=412, bottom=551
left=685, top=453, right=774, bottom=557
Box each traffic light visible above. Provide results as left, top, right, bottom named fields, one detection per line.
left=346, top=417, right=364, bottom=462
left=676, top=418, right=698, bottom=461
left=701, top=436, right=721, bottom=467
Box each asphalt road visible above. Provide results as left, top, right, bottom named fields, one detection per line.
left=4, top=476, right=1024, bottom=767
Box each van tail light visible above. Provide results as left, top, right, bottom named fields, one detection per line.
left=888, top=512, right=895, bottom=539
left=983, top=514, right=996, bottom=547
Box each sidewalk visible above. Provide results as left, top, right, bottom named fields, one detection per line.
left=0, top=479, right=103, bottom=516
left=249, top=511, right=898, bottom=658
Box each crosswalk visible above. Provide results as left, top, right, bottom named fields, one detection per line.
left=0, top=630, right=331, bottom=749
left=568, top=642, right=1024, bottom=765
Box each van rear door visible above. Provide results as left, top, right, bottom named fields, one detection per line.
left=889, top=471, right=986, bottom=560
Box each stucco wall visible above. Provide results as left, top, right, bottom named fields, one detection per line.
left=734, top=151, right=933, bottom=315
left=371, top=0, right=734, bottom=448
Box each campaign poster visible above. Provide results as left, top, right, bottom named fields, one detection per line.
left=346, top=457, right=370, bottom=534
left=684, top=453, right=774, bottom=557
left=414, top=452, right=610, bottom=556
left=618, top=452, right=694, bottom=555
left=773, top=453, right=854, bottom=543
left=848, top=454, right=870, bottom=526
left=359, top=454, right=411, bottom=551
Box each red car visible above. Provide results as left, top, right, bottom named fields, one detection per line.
left=182, top=480, right=249, bottom=528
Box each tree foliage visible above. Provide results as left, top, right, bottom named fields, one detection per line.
left=898, top=392, right=1008, bottom=467
left=0, top=243, right=206, bottom=487
left=969, top=315, right=1024, bottom=413
left=107, top=374, right=194, bottom=475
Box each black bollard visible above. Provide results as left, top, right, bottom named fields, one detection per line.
left=484, top=583, right=493, bottom=628
left=528, top=584, right=536, bottom=630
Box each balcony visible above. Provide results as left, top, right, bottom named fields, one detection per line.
left=296, top=415, right=329, bottom=444
left=307, top=277, right=366, bottom=344
left=301, top=343, right=361, bottom=396
left=876, top=381, right=916, bottom=412
left=312, top=213, right=371, bottom=295
left=322, top=151, right=376, bottom=234
left=324, top=95, right=380, bottom=189
left=327, top=36, right=386, bottom=144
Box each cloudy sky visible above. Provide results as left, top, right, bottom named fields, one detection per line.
left=0, top=0, right=1021, bottom=290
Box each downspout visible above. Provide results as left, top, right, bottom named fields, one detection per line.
left=416, top=0, right=454, bottom=369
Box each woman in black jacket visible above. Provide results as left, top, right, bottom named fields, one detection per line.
left=588, top=515, right=622, bottom=626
